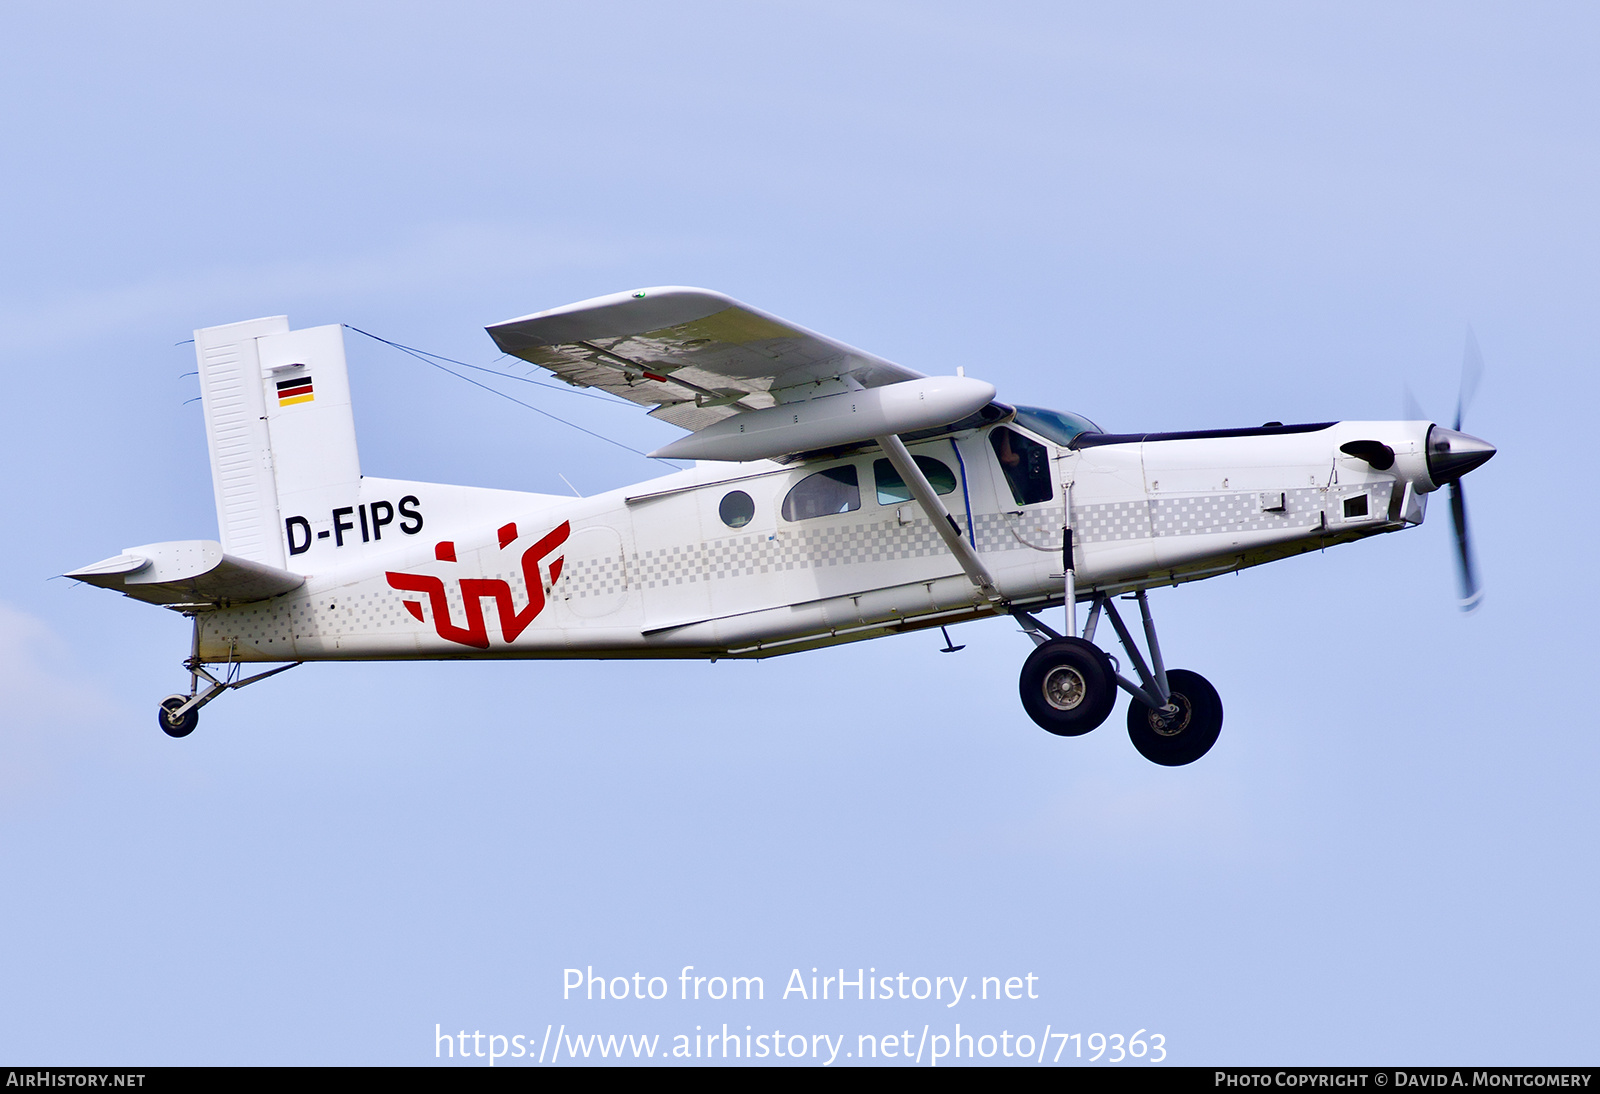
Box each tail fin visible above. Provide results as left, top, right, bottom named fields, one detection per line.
left=194, top=318, right=361, bottom=571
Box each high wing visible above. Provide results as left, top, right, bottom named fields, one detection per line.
left=485, top=287, right=924, bottom=433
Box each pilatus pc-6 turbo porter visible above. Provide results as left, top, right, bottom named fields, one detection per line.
left=68, top=288, right=1495, bottom=765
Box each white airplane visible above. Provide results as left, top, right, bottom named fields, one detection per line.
left=67, top=288, right=1495, bottom=765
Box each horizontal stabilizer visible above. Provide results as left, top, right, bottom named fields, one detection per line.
left=66, top=540, right=304, bottom=611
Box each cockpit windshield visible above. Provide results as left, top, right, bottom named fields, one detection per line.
left=1011, top=406, right=1103, bottom=446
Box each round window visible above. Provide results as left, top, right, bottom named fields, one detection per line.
left=719, top=490, right=755, bottom=528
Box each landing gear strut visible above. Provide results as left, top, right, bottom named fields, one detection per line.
left=1014, top=589, right=1223, bottom=766
left=156, top=616, right=302, bottom=738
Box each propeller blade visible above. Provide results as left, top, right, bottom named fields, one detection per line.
left=1449, top=480, right=1483, bottom=611
left=1402, top=383, right=1426, bottom=422
left=1405, top=335, right=1489, bottom=610
left=1456, top=327, right=1485, bottom=431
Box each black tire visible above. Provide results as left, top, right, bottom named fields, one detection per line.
left=1126, top=668, right=1221, bottom=766
left=159, top=695, right=198, bottom=738
left=1019, top=637, right=1117, bottom=737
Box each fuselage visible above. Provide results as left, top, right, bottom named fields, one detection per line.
left=197, top=417, right=1438, bottom=663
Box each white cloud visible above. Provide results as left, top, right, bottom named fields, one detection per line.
left=0, top=601, right=118, bottom=802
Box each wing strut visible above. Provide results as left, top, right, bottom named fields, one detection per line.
left=875, top=434, right=1001, bottom=602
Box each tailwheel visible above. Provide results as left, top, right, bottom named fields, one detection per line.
left=154, top=618, right=303, bottom=740
left=1127, top=668, right=1221, bottom=766
left=1019, top=637, right=1117, bottom=737
left=158, top=695, right=199, bottom=738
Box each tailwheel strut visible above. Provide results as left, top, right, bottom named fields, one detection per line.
left=157, top=617, right=302, bottom=738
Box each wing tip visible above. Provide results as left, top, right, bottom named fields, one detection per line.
left=486, top=286, right=735, bottom=337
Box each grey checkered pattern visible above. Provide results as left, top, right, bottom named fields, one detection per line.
left=1075, top=484, right=1393, bottom=543
left=564, top=554, right=628, bottom=601
left=1070, top=499, right=1153, bottom=543
left=973, top=506, right=1068, bottom=553
left=575, top=483, right=1403, bottom=595
left=599, top=506, right=1065, bottom=594
left=631, top=511, right=994, bottom=592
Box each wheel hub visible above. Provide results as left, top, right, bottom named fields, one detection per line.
left=1149, top=692, right=1192, bottom=736
left=1042, top=665, right=1087, bottom=711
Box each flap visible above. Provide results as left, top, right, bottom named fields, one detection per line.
left=485, top=287, right=925, bottom=432
left=66, top=540, right=305, bottom=611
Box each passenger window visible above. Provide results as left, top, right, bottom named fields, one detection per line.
left=990, top=427, right=1054, bottom=505
left=719, top=490, right=755, bottom=528
left=873, top=456, right=958, bottom=505
left=781, top=465, right=861, bottom=521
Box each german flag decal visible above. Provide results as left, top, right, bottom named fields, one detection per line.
left=276, top=373, right=314, bottom=407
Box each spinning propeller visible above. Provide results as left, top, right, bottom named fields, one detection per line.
left=1406, top=332, right=1495, bottom=611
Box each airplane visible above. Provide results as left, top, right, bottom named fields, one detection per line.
left=66, top=287, right=1496, bottom=766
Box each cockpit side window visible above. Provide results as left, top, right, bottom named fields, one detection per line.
left=990, top=426, right=1054, bottom=506
left=781, top=465, right=861, bottom=521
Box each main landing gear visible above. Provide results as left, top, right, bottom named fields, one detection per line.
left=1013, top=590, right=1223, bottom=766
left=1018, top=637, right=1117, bottom=736
left=156, top=618, right=302, bottom=738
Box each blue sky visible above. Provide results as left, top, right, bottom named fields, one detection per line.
left=2, top=1, right=1595, bottom=1065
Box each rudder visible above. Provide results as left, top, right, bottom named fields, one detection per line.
left=195, top=318, right=361, bottom=571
